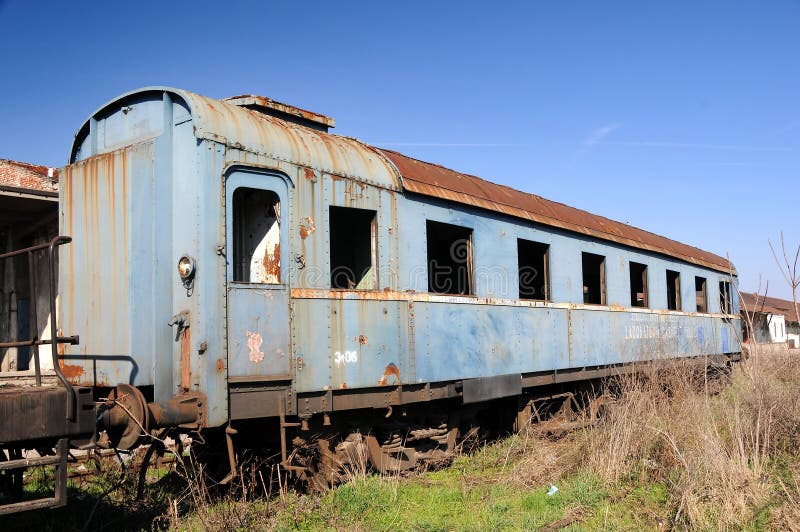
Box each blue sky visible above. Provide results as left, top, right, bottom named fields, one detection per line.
left=1, top=1, right=798, bottom=299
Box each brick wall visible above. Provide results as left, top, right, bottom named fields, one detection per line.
left=0, top=159, right=58, bottom=193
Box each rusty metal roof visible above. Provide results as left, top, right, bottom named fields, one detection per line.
left=740, top=292, right=798, bottom=322
left=182, top=90, right=399, bottom=189
left=379, top=148, right=735, bottom=274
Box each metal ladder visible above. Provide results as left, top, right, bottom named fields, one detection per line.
left=0, top=439, right=69, bottom=515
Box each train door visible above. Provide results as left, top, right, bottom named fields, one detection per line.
left=225, top=170, right=290, bottom=380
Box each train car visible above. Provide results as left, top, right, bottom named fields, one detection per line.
left=0, top=87, right=741, bottom=508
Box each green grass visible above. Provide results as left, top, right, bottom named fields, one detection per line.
left=172, top=434, right=677, bottom=532
left=261, top=461, right=672, bottom=531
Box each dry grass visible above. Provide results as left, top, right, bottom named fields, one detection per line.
left=503, top=349, right=800, bottom=529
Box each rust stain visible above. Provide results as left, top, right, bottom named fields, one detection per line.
left=180, top=327, right=191, bottom=392
left=292, top=287, right=409, bottom=301
left=303, top=168, right=318, bottom=182
left=59, top=361, right=84, bottom=381
left=56, top=328, right=83, bottom=381
left=216, top=358, right=225, bottom=373
left=299, top=216, right=316, bottom=240
left=358, top=335, right=367, bottom=345
left=378, top=363, right=401, bottom=386
left=246, top=331, right=264, bottom=363
left=262, top=241, right=280, bottom=282
left=56, top=329, right=66, bottom=357
left=340, top=382, right=348, bottom=389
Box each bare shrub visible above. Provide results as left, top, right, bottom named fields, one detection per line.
left=506, top=428, right=584, bottom=488
left=503, top=351, right=800, bottom=529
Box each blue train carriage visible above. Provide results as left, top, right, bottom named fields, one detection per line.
left=58, top=87, right=740, bottom=477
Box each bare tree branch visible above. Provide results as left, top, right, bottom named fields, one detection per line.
left=769, top=231, right=800, bottom=328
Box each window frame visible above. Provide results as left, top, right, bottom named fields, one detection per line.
left=231, top=186, right=282, bottom=285
left=695, top=276, right=708, bottom=313
left=517, top=239, right=550, bottom=302
left=666, top=269, right=682, bottom=311
left=329, top=205, right=379, bottom=291
left=224, top=170, right=290, bottom=291
left=426, top=220, right=475, bottom=296
left=581, top=252, right=607, bottom=306
left=719, top=280, right=733, bottom=314
left=629, top=261, right=649, bottom=308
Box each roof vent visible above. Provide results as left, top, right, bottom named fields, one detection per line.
left=222, top=94, right=335, bottom=132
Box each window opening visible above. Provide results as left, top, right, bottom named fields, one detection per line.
left=582, top=252, right=606, bottom=305
left=518, top=239, right=549, bottom=301
left=695, top=276, right=707, bottom=313
left=427, top=220, right=473, bottom=295
left=329, top=206, right=377, bottom=290
left=232, top=188, right=281, bottom=283
left=666, top=270, right=681, bottom=311
left=719, top=280, right=732, bottom=314
left=629, top=262, right=648, bottom=308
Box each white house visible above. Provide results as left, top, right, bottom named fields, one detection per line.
left=741, top=292, right=800, bottom=348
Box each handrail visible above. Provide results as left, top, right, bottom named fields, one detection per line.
left=0, top=239, right=56, bottom=260
left=48, top=236, right=77, bottom=421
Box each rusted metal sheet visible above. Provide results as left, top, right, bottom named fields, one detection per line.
left=289, top=288, right=737, bottom=318
left=59, top=145, right=142, bottom=387
left=378, top=148, right=734, bottom=275
left=222, top=94, right=335, bottom=130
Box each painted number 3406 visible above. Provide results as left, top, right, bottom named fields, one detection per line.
left=334, top=350, right=358, bottom=367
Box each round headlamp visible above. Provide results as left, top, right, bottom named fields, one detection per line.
left=178, top=256, right=196, bottom=281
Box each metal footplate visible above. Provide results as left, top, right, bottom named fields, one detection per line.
left=0, top=385, right=95, bottom=444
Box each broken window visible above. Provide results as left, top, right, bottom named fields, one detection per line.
left=329, top=206, right=377, bottom=290
left=695, top=276, right=707, bottom=313
left=666, top=270, right=681, bottom=311
left=719, top=280, right=732, bottom=314
left=629, top=262, right=648, bottom=308
left=427, top=220, right=473, bottom=295
left=582, top=252, right=606, bottom=305
left=232, top=188, right=281, bottom=283
left=518, top=239, right=549, bottom=301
